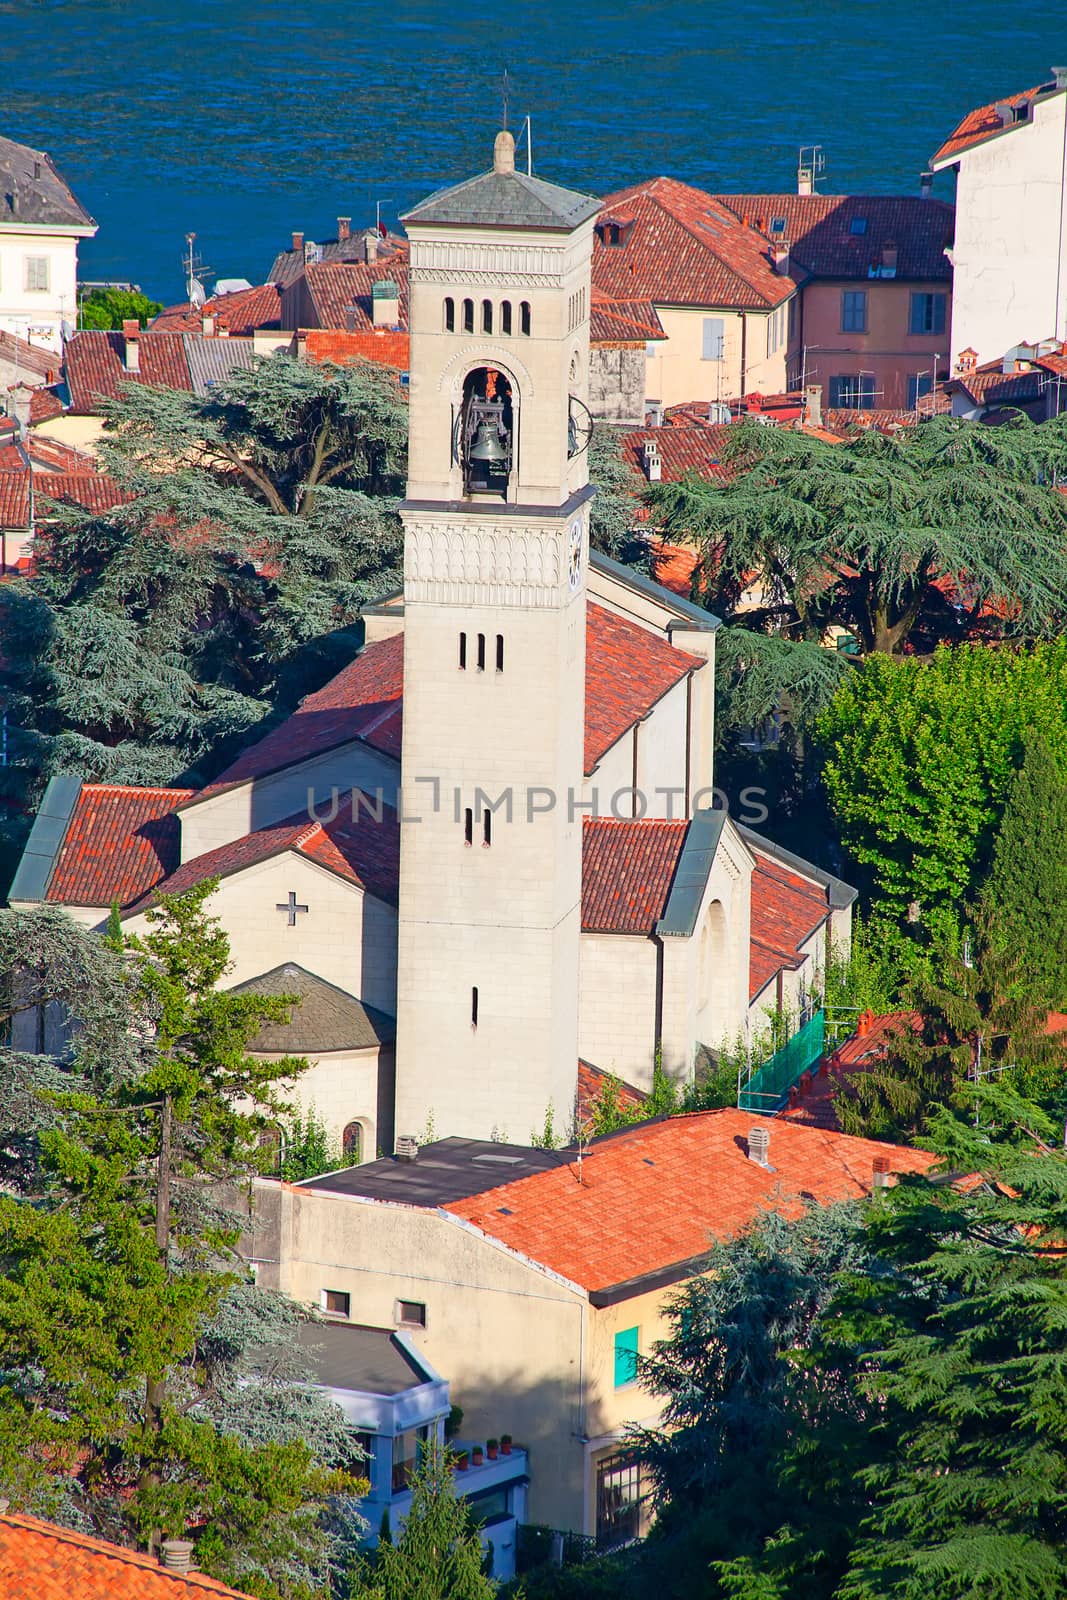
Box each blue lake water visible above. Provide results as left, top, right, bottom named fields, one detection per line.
left=3, top=0, right=1065, bottom=301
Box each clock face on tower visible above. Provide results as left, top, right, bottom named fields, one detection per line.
left=568, top=517, right=583, bottom=591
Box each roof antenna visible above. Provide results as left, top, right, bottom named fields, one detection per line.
left=501, top=64, right=510, bottom=131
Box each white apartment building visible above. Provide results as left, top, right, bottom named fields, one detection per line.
left=0, top=135, right=97, bottom=354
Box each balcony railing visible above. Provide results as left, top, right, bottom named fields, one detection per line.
left=738, top=1007, right=826, bottom=1114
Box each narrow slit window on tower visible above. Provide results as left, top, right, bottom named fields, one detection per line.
left=501, top=301, right=512, bottom=334
left=463, top=297, right=474, bottom=333
left=444, top=296, right=455, bottom=332
left=477, top=632, right=486, bottom=671
left=464, top=807, right=473, bottom=847
left=483, top=808, right=491, bottom=847
left=520, top=300, right=531, bottom=336
left=495, top=633, right=504, bottom=672
left=471, top=986, right=479, bottom=1028
left=459, top=631, right=467, bottom=670
left=481, top=298, right=493, bottom=333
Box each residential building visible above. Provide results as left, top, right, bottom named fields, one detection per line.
left=931, top=68, right=1067, bottom=366
left=248, top=1113, right=935, bottom=1541
left=588, top=293, right=665, bottom=425
left=0, top=1508, right=256, bottom=1596
left=592, top=178, right=803, bottom=409
left=151, top=282, right=283, bottom=336
left=12, top=131, right=855, bottom=1154
left=63, top=323, right=256, bottom=415
left=717, top=194, right=954, bottom=410
left=298, top=1321, right=527, bottom=1579
left=0, top=135, right=96, bottom=354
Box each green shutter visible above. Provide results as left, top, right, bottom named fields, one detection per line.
left=614, top=1326, right=639, bottom=1388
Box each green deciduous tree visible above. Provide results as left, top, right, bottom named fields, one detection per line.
left=79, top=286, right=164, bottom=330
left=347, top=1439, right=494, bottom=1600
left=982, top=732, right=1067, bottom=1011
left=817, top=641, right=1067, bottom=940
left=648, top=415, right=1067, bottom=656
left=0, top=886, right=365, bottom=1596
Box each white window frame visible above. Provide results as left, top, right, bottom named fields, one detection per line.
left=24, top=255, right=50, bottom=293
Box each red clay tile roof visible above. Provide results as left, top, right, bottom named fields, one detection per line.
left=0, top=328, right=60, bottom=380
left=212, top=601, right=703, bottom=790
left=623, top=424, right=730, bottom=483
left=933, top=82, right=1054, bottom=164
left=213, top=629, right=405, bottom=787
left=0, top=1509, right=256, bottom=1598
left=64, top=331, right=192, bottom=413
left=302, top=251, right=409, bottom=331
left=651, top=542, right=701, bottom=597
left=152, top=283, right=283, bottom=336
left=593, top=178, right=798, bottom=311
left=0, top=473, right=29, bottom=526
left=445, top=1108, right=935, bottom=1292
left=749, top=849, right=829, bottom=1001
left=717, top=194, right=954, bottom=282
left=947, top=362, right=1047, bottom=407
left=38, top=472, right=131, bottom=513
left=30, top=387, right=65, bottom=423
left=576, top=1059, right=648, bottom=1122
left=46, top=784, right=193, bottom=907
left=824, top=406, right=928, bottom=435
left=584, top=602, right=704, bottom=773
left=581, top=817, right=687, bottom=933
left=303, top=328, right=410, bottom=370
left=269, top=230, right=406, bottom=287
left=783, top=1011, right=921, bottom=1130
left=589, top=294, right=665, bottom=344
left=130, top=792, right=399, bottom=911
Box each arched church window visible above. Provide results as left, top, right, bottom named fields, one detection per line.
left=471, top=986, right=479, bottom=1028
left=481, top=298, right=493, bottom=334
left=483, top=808, right=492, bottom=847
left=342, top=1121, right=363, bottom=1164
left=520, top=301, right=531, bottom=336
left=501, top=301, right=512, bottom=335
left=462, top=297, right=474, bottom=334
left=460, top=367, right=513, bottom=498
left=444, top=296, right=455, bottom=332
left=459, top=632, right=467, bottom=669
left=495, top=634, right=504, bottom=672
left=477, top=632, right=486, bottom=670
left=464, top=807, right=473, bottom=846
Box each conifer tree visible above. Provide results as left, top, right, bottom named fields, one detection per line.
left=982, top=732, right=1067, bottom=1010
left=348, top=1438, right=493, bottom=1600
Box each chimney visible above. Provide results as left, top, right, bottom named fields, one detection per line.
left=395, top=1135, right=419, bottom=1161
left=291, top=230, right=304, bottom=253
left=337, top=216, right=351, bottom=241
left=647, top=399, right=664, bottom=427
left=642, top=438, right=662, bottom=481
left=363, top=228, right=379, bottom=264
left=1055, top=66, right=1067, bottom=91
left=121, top=319, right=140, bottom=373
left=772, top=244, right=790, bottom=275
left=994, top=99, right=1013, bottom=127
left=804, top=382, right=823, bottom=427
left=201, top=312, right=215, bottom=337
left=747, top=1124, right=771, bottom=1166
left=919, top=169, right=934, bottom=200
left=372, top=278, right=400, bottom=328
left=161, top=1540, right=196, bottom=1573
left=880, top=240, right=898, bottom=276
left=872, top=1155, right=892, bottom=1195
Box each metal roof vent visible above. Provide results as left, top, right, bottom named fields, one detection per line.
left=395, top=1135, right=419, bottom=1162
left=747, top=1125, right=771, bottom=1166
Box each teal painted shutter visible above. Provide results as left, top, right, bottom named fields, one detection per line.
left=614, top=1326, right=639, bottom=1387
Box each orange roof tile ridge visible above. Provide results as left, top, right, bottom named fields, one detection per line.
left=0, top=1509, right=253, bottom=1593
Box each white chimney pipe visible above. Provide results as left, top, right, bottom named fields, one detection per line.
left=747, top=1125, right=771, bottom=1165
left=161, top=1539, right=196, bottom=1573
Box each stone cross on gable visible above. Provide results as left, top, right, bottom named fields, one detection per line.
left=276, top=891, right=309, bottom=926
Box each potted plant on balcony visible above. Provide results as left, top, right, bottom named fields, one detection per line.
left=472, top=1444, right=484, bottom=1466
left=445, top=1404, right=463, bottom=1440
left=500, top=1433, right=513, bottom=1455
left=486, top=1437, right=499, bottom=1460
left=455, top=1449, right=469, bottom=1471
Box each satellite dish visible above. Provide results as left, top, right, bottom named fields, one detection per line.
left=187, top=277, right=207, bottom=308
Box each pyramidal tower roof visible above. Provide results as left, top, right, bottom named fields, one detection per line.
left=402, top=130, right=602, bottom=233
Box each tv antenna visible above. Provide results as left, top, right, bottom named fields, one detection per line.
left=182, top=232, right=214, bottom=309
left=501, top=64, right=510, bottom=131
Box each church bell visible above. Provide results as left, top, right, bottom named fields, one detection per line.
left=468, top=419, right=508, bottom=464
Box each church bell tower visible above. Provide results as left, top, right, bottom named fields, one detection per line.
left=393, top=131, right=600, bottom=1143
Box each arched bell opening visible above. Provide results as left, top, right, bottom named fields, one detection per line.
left=459, top=366, right=514, bottom=498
